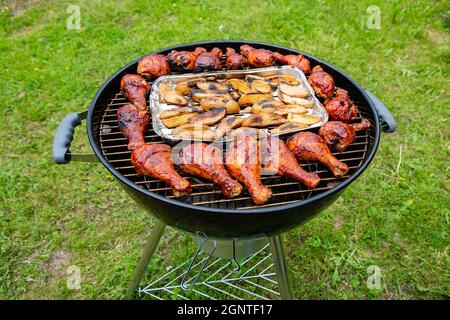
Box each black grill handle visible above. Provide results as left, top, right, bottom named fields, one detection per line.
left=53, top=111, right=97, bottom=164
left=365, top=90, right=396, bottom=133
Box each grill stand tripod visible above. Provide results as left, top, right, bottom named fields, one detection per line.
left=126, top=219, right=293, bottom=300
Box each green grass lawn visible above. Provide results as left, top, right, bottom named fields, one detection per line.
left=1, top=0, right=448, bottom=299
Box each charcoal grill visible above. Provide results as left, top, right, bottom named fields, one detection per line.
left=52, top=40, right=396, bottom=299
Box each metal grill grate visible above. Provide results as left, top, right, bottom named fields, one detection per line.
left=99, top=87, right=373, bottom=210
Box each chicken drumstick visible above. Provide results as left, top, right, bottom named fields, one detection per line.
left=273, top=52, right=311, bottom=74
left=131, top=143, right=192, bottom=198
left=319, top=118, right=371, bottom=152
left=325, top=89, right=358, bottom=122
left=261, top=137, right=320, bottom=189
left=225, top=48, right=249, bottom=70
left=287, top=132, right=349, bottom=177
left=225, top=134, right=272, bottom=205
left=120, top=74, right=150, bottom=110
left=194, top=47, right=223, bottom=72
left=167, top=47, right=207, bottom=71
left=137, top=53, right=170, bottom=78
left=117, top=104, right=149, bottom=151
left=179, top=143, right=243, bottom=198
left=307, top=65, right=335, bottom=100
left=240, top=45, right=276, bottom=68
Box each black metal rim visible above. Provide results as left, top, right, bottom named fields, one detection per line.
left=86, top=40, right=381, bottom=215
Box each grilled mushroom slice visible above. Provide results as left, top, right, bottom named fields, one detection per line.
left=159, top=83, right=188, bottom=105
left=188, top=107, right=226, bottom=126
left=241, top=113, right=286, bottom=127
left=200, top=97, right=240, bottom=114
left=279, top=92, right=314, bottom=107
left=271, top=122, right=309, bottom=134
left=226, top=79, right=255, bottom=94
left=160, top=106, right=203, bottom=119
left=196, top=81, right=230, bottom=91
left=238, top=93, right=273, bottom=107
left=287, top=113, right=321, bottom=125
left=172, top=124, right=216, bottom=140
left=251, top=100, right=285, bottom=114
left=279, top=82, right=309, bottom=98
left=273, top=104, right=308, bottom=115
left=215, top=116, right=244, bottom=138
left=191, top=89, right=231, bottom=102
left=162, top=112, right=197, bottom=128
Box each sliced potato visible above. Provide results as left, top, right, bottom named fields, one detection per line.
left=227, top=127, right=266, bottom=138
left=279, top=92, right=314, bottom=107
left=226, top=79, right=255, bottom=94
left=215, top=116, right=244, bottom=138
left=240, top=106, right=252, bottom=114
left=265, top=75, right=300, bottom=85
left=271, top=122, right=309, bottom=134
left=196, top=81, right=230, bottom=91
left=160, top=106, right=203, bottom=119
left=245, top=75, right=265, bottom=83
left=273, top=104, right=308, bottom=115
left=251, top=100, right=285, bottom=114
left=200, top=97, right=240, bottom=114
left=159, top=83, right=188, bottom=105
left=191, top=89, right=231, bottom=102
left=238, top=93, right=273, bottom=107
left=229, top=90, right=241, bottom=100
left=172, top=124, right=216, bottom=140
left=162, top=112, right=197, bottom=128
left=279, top=82, right=309, bottom=98
left=251, top=79, right=273, bottom=93
left=175, top=82, right=191, bottom=95
left=287, top=113, right=321, bottom=125
left=241, top=113, right=286, bottom=127
left=188, top=107, right=226, bottom=126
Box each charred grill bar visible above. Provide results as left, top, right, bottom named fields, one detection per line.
left=52, top=40, right=396, bottom=299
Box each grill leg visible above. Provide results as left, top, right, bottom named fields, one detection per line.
left=126, top=220, right=166, bottom=299
left=268, top=235, right=294, bottom=300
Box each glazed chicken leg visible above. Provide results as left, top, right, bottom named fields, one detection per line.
left=226, top=134, right=272, bottom=205
left=325, top=89, right=358, bottom=122
left=307, top=65, right=335, bottom=100
left=287, top=132, right=349, bottom=177
left=179, top=143, right=243, bottom=198
left=261, top=137, right=320, bottom=189
left=240, top=45, right=276, bottom=68
left=194, top=47, right=223, bottom=71
left=117, top=104, right=149, bottom=150
left=319, top=118, right=371, bottom=152
left=120, top=74, right=150, bottom=110
left=225, top=47, right=249, bottom=70
left=137, top=53, right=170, bottom=78
left=131, top=143, right=192, bottom=198
left=167, top=47, right=207, bottom=71
left=273, top=52, right=311, bottom=74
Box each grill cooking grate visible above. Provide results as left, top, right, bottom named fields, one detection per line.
left=99, top=87, right=374, bottom=210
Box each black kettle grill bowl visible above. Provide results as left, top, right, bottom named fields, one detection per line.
left=56, top=40, right=395, bottom=238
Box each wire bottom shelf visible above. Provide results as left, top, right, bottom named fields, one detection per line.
left=138, top=243, right=281, bottom=300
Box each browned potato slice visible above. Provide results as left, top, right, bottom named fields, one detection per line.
left=191, top=89, right=231, bottom=102
left=287, top=113, right=321, bottom=125
left=265, top=75, right=300, bottom=85
left=279, top=82, right=309, bottom=98
left=240, top=107, right=252, bottom=114
left=188, top=107, right=226, bottom=126
left=279, top=92, right=314, bottom=107
left=200, top=97, right=240, bottom=114
left=196, top=81, right=230, bottom=91
left=273, top=104, right=308, bottom=115
left=172, top=124, right=216, bottom=140
left=241, top=113, right=286, bottom=127
left=245, top=75, right=265, bottom=82
left=271, top=122, right=309, bottom=134
left=160, top=106, right=203, bottom=119
left=159, top=83, right=188, bottom=105
left=229, top=90, right=241, bottom=100
left=175, top=82, right=193, bottom=95
left=238, top=93, right=273, bottom=107
left=226, top=79, right=255, bottom=94
left=251, top=100, right=285, bottom=114
left=215, top=116, right=244, bottom=138
left=162, top=112, right=197, bottom=128
left=251, top=79, right=273, bottom=93
left=227, top=127, right=266, bottom=138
